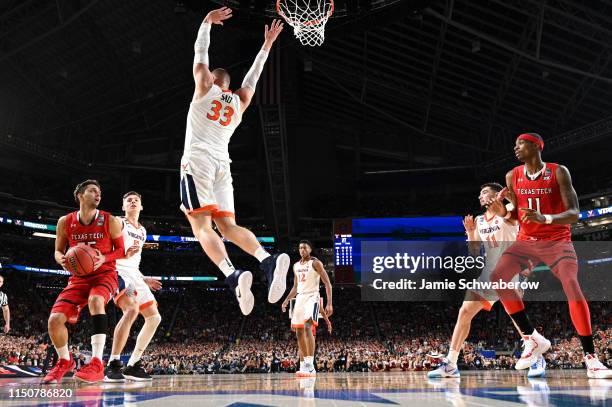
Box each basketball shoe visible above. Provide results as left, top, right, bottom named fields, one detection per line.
left=104, top=359, right=125, bottom=382
left=42, top=355, right=75, bottom=384
left=427, top=359, right=460, bottom=378
left=123, top=361, right=152, bottom=381
left=515, top=330, right=551, bottom=370
left=225, top=269, right=254, bottom=315
left=260, top=253, right=290, bottom=303
left=296, top=361, right=316, bottom=377
left=527, top=356, right=546, bottom=378
left=74, top=356, right=105, bottom=383
left=585, top=354, right=612, bottom=379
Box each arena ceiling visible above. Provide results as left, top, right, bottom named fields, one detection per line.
left=1, top=0, right=612, bottom=218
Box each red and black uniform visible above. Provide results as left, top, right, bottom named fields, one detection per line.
left=492, top=163, right=591, bottom=336
left=51, top=210, right=120, bottom=324
left=513, top=162, right=571, bottom=242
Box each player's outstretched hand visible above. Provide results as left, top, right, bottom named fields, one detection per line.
left=204, top=7, right=233, bottom=25
left=93, top=249, right=106, bottom=271
left=3, top=323, right=9, bottom=334
left=263, top=19, right=284, bottom=49
left=144, top=277, right=162, bottom=291
left=462, top=215, right=476, bottom=233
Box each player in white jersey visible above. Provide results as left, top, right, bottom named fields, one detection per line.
left=104, top=192, right=162, bottom=382
left=281, top=241, right=333, bottom=377
left=180, top=7, right=289, bottom=316
left=429, top=183, right=546, bottom=379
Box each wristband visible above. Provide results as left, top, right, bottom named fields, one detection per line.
left=543, top=214, right=553, bottom=224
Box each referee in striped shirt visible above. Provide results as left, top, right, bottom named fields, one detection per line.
left=0, top=275, right=10, bottom=333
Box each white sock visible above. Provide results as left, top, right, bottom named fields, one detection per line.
left=447, top=350, right=459, bottom=365
left=108, top=354, right=120, bottom=364
left=218, top=258, right=236, bottom=277
left=128, top=314, right=161, bottom=366
left=254, top=247, right=271, bottom=263
left=55, top=344, right=70, bottom=361
left=91, top=334, right=106, bottom=360
left=304, top=356, right=314, bottom=366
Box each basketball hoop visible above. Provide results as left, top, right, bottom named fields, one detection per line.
left=276, top=0, right=334, bottom=46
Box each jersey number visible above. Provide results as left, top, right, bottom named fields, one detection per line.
left=486, top=235, right=498, bottom=249
left=299, top=273, right=307, bottom=282
left=206, top=100, right=234, bottom=126
left=527, top=197, right=541, bottom=212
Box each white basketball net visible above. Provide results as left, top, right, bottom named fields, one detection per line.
left=276, top=0, right=334, bottom=46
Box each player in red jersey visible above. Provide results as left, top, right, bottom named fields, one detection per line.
left=42, top=180, right=127, bottom=384
left=488, top=133, right=611, bottom=379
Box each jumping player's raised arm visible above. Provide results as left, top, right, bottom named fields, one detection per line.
left=234, top=19, right=284, bottom=114
left=193, top=7, right=233, bottom=100
left=54, top=216, right=68, bottom=269
left=313, top=259, right=333, bottom=317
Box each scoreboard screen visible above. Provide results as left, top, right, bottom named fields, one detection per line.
left=333, top=216, right=465, bottom=283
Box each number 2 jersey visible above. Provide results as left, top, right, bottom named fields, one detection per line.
left=182, top=85, right=242, bottom=162
left=512, top=162, right=571, bottom=241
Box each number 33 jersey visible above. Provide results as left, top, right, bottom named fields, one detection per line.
left=512, top=162, right=571, bottom=241
left=183, top=84, right=243, bottom=162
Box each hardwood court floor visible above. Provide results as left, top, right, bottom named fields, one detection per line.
left=0, top=370, right=610, bottom=406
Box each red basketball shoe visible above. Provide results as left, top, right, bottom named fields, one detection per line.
left=42, top=356, right=75, bottom=384
left=74, top=357, right=104, bottom=383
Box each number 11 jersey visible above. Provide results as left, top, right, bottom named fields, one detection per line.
left=512, top=162, right=571, bottom=241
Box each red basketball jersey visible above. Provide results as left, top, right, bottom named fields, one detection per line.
left=512, top=162, right=572, bottom=241
left=64, top=210, right=116, bottom=274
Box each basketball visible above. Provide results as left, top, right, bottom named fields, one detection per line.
left=64, top=245, right=96, bottom=276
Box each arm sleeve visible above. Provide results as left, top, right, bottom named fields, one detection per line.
left=194, top=22, right=211, bottom=65
left=104, top=236, right=126, bottom=262
left=241, top=49, right=269, bottom=90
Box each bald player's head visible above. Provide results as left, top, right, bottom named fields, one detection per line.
left=212, top=68, right=231, bottom=90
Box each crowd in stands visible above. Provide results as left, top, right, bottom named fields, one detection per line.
left=1, top=251, right=610, bottom=376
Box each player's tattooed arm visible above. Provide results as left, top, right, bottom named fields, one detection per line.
left=553, top=165, right=580, bottom=224
left=281, top=271, right=298, bottom=313
left=54, top=216, right=68, bottom=268
left=314, top=259, right=333, bottom=317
